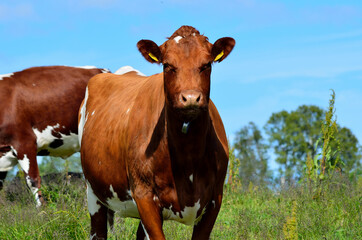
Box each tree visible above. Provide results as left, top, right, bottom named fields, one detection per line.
left=234, top=122, right=272, bottom=187
left=336, top=127, right=361, bottom=174
left=265, top=104, right=361, bottom=180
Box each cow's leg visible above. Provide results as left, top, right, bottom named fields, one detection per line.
left=136, top=221, right=147, bottom=240
left=14, top=136, right=43, bottom=207
left=90, top=203, right=108, bottom=240
left=0, top=144, right=17, bottom=190
left=191, top=194, right=223, bottom=240
left=107, top=208, right=115, bottom=231
left=136, top=218, right=164, bottom=240
left=86, top=181, right=108, bottom=239
left=0, top=171, right=7, bottom=190
left=134, top=189, right=165, bottom=240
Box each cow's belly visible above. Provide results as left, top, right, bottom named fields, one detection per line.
left=162, top=200, right=206, bottom=225
left=33, top=124, right=80, bottom=158
left=86, top=181, right=140, bottom=218
left=0, top=147, right=18, bottom=171
left=86, top=181, right=206, bottom=225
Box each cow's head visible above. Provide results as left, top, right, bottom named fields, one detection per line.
left=137, top=26, right=235, bottom=122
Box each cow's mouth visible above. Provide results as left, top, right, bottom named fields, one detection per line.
left=176, top=105, right=207, bottom=122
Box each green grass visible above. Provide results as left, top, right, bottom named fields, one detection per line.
left=0, top=175, right=360, bottom=239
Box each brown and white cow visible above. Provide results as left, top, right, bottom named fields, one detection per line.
left=79, top=26, right=235, bottom=239
left=0, top=65, right=109, bottom=206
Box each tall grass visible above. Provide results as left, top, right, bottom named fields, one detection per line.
left=0, top=172, right=360, bottom=239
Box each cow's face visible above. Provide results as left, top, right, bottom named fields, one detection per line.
left=138, top=26, right=235, bottom=122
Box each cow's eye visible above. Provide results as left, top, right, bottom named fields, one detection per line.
left=200, top=62, right=212, bottom=73
left=163, top=63, right=177, bottom=73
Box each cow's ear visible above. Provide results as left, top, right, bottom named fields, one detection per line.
left=211, top=37, right=235, bottom=63
left=137, top=40, right=161, bottom=64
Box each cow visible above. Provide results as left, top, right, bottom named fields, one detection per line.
left=0, top=65, right=109, bottom=206
left=79, top=26, right=235, bottom=239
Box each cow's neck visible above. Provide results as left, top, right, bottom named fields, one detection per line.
left=165, top=105, right=210, bottom=172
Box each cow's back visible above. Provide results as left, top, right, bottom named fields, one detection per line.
left=0, top=66, right=106, bottom=160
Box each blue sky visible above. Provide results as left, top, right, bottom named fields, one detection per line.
left=1, top=1, right=362, bottom=169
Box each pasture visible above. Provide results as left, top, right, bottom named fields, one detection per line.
left=0, top=171, right=360, bottom=239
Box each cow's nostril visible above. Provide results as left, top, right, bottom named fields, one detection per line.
left=182, top=95, right=187, bottom=102
left=196, top=95, right=201, bottom=103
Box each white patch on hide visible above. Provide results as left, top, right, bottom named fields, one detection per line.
left=33, top=124, right=60, bottom=149
left=18, top=154, right=30, bottom=174
left=0, top=146, right=18, bottom=171
left=86, top=181, right=101, bottom=215
left=106, top=185, right=139, bottom=218
left=114, top=66, right=146, bottom=76
left=189, top=174, right=193, bottom=183
left=0, top=73, right=13, bottom=80
left=91, top=110, right=95, bottom=116
left=76, top=65, right=98, bottom=69
left=74, top=66, right=110, bottom=73
left=101, top=68, right=111, bottom=73
left=26, top=176, right=41, bottom=207
left=33, top=124, right=79, bottom=158
left=78, top=87, right=89, bottom=146
left=162, top=199, right=206, bottom=225
left=212, top=200, right=216, bottom=208
left=174, top=36, right=183, bottom=43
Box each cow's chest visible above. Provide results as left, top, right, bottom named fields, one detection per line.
left=33, top=124, right=79, bottom=158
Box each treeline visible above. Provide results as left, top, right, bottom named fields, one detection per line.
left=232, top=91, right=362, bottom=188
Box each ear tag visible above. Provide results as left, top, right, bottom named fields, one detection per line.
left=148, top=53, right=159, bottom=62
left=214, top=50, right=224, bottom=62
left=182, top=122, right=190, bottom=134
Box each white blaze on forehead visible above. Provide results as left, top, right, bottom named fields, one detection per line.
left=78, top=87, right=89, bottom=146
left=0, top=146, right=18, bottom=171
left=174, top=36, right=183, bottom=43
left=18, top=154, right=30, bottom=174
left=114, top=66, right=146, bottom=76
left=0, top=73, right=13, bottom=80
left=86, top=181, right=101, bottom=215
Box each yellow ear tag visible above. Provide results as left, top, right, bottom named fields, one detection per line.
left=148, top=53, right=159, bottom=62
left=214, top=50, right=224, bottom=62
